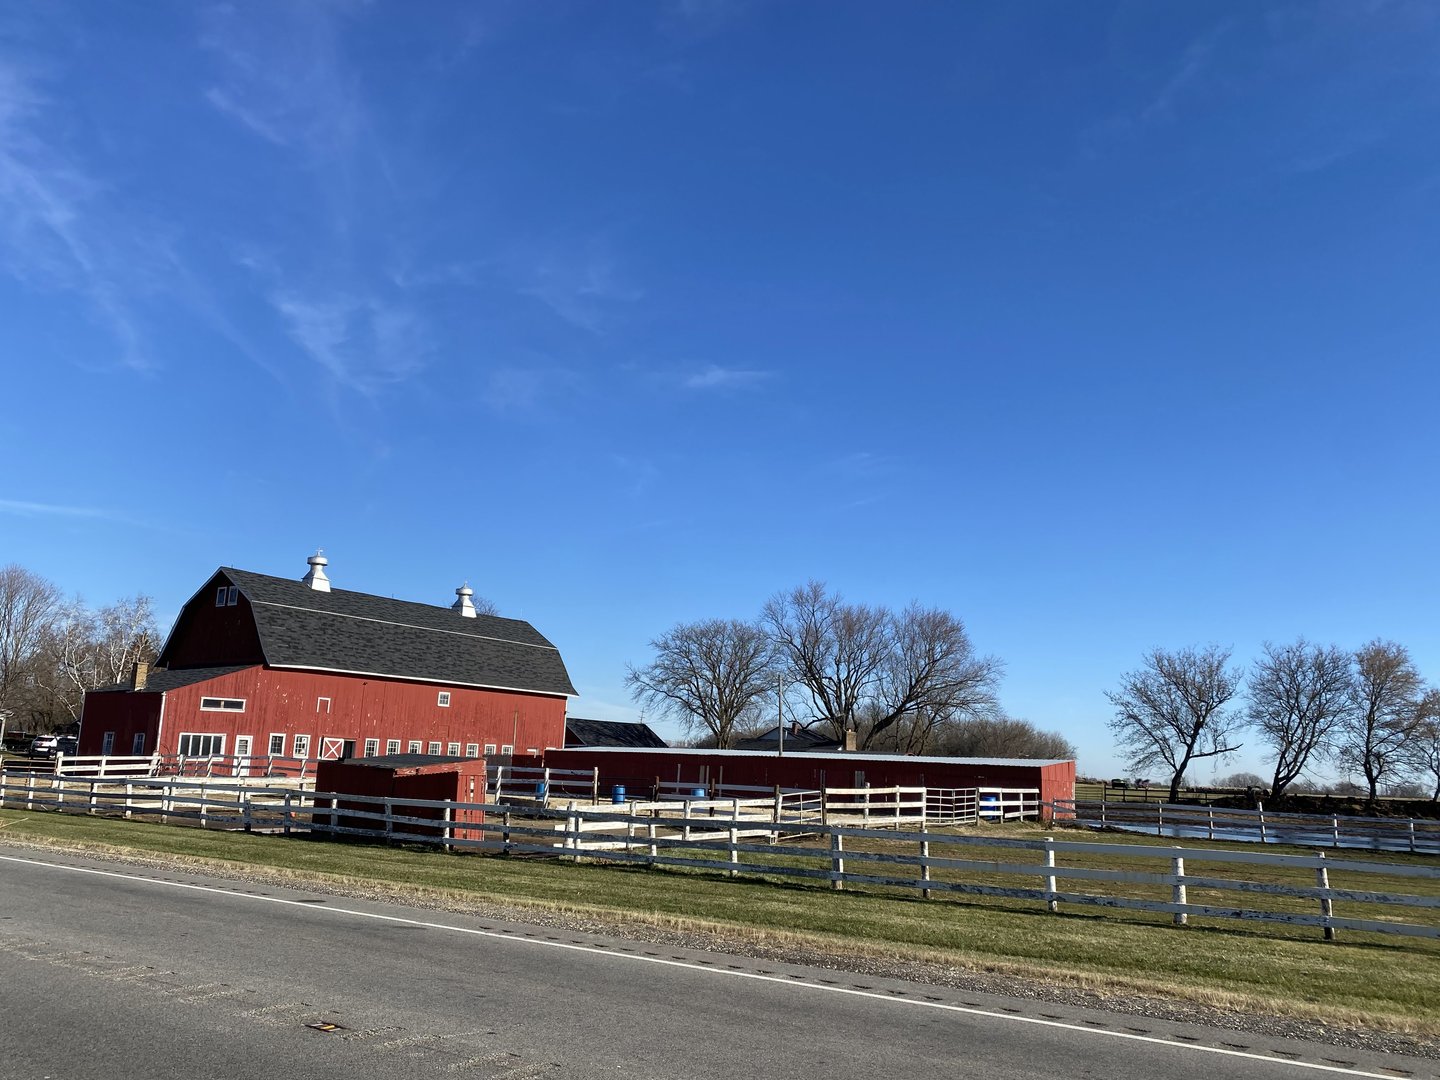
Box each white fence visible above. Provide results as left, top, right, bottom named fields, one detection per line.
left=4, top=769, right=1438, bottom=942
left=1065, top=799, right=1440, bottom=855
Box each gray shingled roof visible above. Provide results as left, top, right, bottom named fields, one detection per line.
left=216, top=569, right=576, bottom=697
left=88, top=666, right=254, bottom=694
left=564, top=717, right=668, bottom=749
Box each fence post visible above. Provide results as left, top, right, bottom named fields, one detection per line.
left=384, top=796, right=394, bottom=845
left=569, top=801, right=580, bottom=862
left=503, top=810, right=512, bottom=855
left=26, top=773, right=35, bottom=811
left=1316, top=852, right=1336, bottom=942
left=1257, top=802, right=1267, bottom=844
left=626, top=803, right=637, bottom=854
left=1172, top=850, right=1187, bottom=926
left=1044, top=836, right=1058, bottom=913
left=125, top=781, right=134, bottom=820
left=920, top=835, right=931, bottom=900
left=771, top=786, right=782, bottom=845
left=1099, top=799, right=1106, bottom=828
left=592, top=767, right=599, bottom=805
left=830, top=830, right=845, bottom=890
left=683, top=799, right=692, bottom=842
left=648, top=819, right=658, bottom=864
left=88, top=779, right=98, bottom=816
left=729, top=808, right=739, bottom=878
left=199, top=779, right=209, bottom=829
left=1332, top=815, right=1341, bottom=848
left=283, top=790, right=292, bottom=836
left=1410, top=820, right=1417, bottom=855
left=242, top=788, right=253, bottom=832
left=442, top=805, right=453, bottom=852
left=1156, top=803, right=1163, bottom=837
left=0, top=768, right=6, bottom=810
left=1207, top=807, right=1215, bottom=842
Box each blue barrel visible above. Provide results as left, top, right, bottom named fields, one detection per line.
left=612, top=785, right=626, bottom=804
left=535, top=780, right=548, bottom=799
left=692, top=787, right=706, bottom=798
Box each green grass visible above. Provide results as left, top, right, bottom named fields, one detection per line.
left=3, top=806, right=1439, bottom=1036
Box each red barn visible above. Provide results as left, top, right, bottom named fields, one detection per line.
left=79, top=554, right=576, bottom=769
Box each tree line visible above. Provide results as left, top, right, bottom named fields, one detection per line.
left=0, top=564, right=160, bottom=734
left=625, top=581, right=1075, bottom=759
left=1107, top=640, right=1440, bottom=805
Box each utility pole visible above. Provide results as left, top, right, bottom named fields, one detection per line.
left=777, top=674, right=784, bottom=757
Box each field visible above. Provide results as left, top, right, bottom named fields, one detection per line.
left=3, top=805, right=1439, bottom=1038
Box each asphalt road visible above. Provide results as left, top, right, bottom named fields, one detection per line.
left=0, top=843, right=1427, bottom=1080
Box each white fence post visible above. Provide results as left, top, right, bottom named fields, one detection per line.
left=88, top=779, right=98, bottom=816
left=831, top=830, right=845, bottom=890
left=1172, top=850, right=1187, bottom=926
left=647, top=819, right=658, bottom=864
left=442, top=805, right=453, bottom=852
left=920, top=836, right=931, bottom=900
left=1044, top=836, right=1058, bottom=913
left=199, top=779, right=209, bottom=829
left=729, top=810, right=739, bottom=878
left=282, top=790, right=293, bottom=836
left=26, top=773, right=35, bottom=811
left=1317, top=852, right=1336, bottom=942
left=242, top=789, right=253, bottom=832
left=1257, top=802, right=1267, bottom=844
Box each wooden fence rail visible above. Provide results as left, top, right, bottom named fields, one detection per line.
left=1064, top=799, right=1440, bottom=854
left=4, top=770, right=1437, bottom=942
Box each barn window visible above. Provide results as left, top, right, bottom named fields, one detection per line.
left=215, top=587, right=227, bottom=607
left=132, top=732, right=146, bottom=754
left=316, top=697, right=331, bottom=714
left=465, top=743, right=478, bottom=757
left=227, top=586, right=239, bottom=606
left=268, top=734, right=285, bottom=756
left=501, top=744, right=513, bottom=757
left=407, top=740, right=422, bottom=754
left=200, top=697, right=246, bottom=712
left=437, top=691, right=451, bottom=707
left=177, top=733, right=225, bottom=757
left=446, top=742, right=460, bottom=756
left=427, top=741, right=441, bottom=754
left=386, top=739, right=401, bottom=755
left=293, top=734, right=311, bottom=758
left=101, top=732, right=115, bottom=755
left=363, top=739, right=379, bottom=757
left=483, top=743, right=496, bottom=756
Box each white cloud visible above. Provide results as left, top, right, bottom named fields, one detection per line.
left=0, top=498, right=103, bottom=519
left=272, top=291, right=429, bottom=396
left=683, top=364, right=772, bottom=391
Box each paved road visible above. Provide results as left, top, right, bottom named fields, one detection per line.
left=0, top=843, right=1427, bottom=1080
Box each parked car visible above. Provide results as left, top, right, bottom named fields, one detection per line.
left=55, top=736, right=78, bottom=757
left=29, top=734, right=59, bottom=758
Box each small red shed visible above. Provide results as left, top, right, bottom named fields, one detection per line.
left=314, top=754, right=488, bottom=841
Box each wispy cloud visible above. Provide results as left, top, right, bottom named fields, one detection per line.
left=1137, top=22, right=1234, bottom=126
left=0, top=55, right=150, bottom=371
left=517, top=238, right=644, bottom=335
left=0, top=498, right=104, bottom=519
left=272, top=291, right=429, bottom=396
left=482, top=365, right=582, bottom=412
left=683, top=364, right=773, bottom=391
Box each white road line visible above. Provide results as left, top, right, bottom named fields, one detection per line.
left=0, top=852, right=1408, bottom=1080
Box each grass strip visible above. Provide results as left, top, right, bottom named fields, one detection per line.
left=3, top=807, right=1438, bottom=1035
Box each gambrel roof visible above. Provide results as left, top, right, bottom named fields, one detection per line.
left=158, top=568, right=576, bottom=698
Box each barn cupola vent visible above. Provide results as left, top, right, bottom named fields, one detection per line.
left=302, top=551, right=332, bottom=592
left=453, top=584, right=477, bottom=618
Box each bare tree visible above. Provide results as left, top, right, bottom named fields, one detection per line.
left=763, top=582, right=1000, bottom=749
left=1337, top=640, right=1425, bottom=804
left=1106, top=645, right=1246, bottom=802
left=763, top=581, right=888, bottom=741
left=625, top=619, right=774, bottom=749
left=0, top=564, right=62, bottom=720
left=932, top=716, right=1076, bottom=759
left=46, top=595, right=162, bottom=719
left=1409, top=691, right=1440, bottom=802
left=1246, top=638, right=1353, bottom=800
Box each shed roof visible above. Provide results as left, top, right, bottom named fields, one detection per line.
left=564, top=717, right=668, bottom=748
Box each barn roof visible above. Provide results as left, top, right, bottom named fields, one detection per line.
left=564, top=717, right=668, bottom=748
left=87, top=665, right=254, bottom=694
left=160, top=568, right=577, bottom=698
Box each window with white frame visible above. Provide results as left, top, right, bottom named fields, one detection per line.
left=178, top=733, right=224, bottom=757
left=483, top=743, right=496, bottom=756
left=101, top=731, right=115, bottom=755
left=446, top=741, right=460, bottom=756
left=227, top=585, right=239, bottom=606
left=268, top=733, right=285, bottom=756
left=465, top=743, right=478, bottom=757
left=363, top=738, right=379, bottom=757
left=200, top=697, right=245, bottom=712
left=316, top=697, right=331, bottom=714
left=215, top=586, right=228, bottom=607
left=132, top=732, right=146, bottom=754
left=293, top=734, right=311, bottom=758
left=427, top=741, right=441, bottom=754
left=386, top=739, right=401, bottom=755
left=437, top=691, right=451, bottom=707
left=407, top=740, right=422, bottom=754
left=500, top=744, right=513, bottom=756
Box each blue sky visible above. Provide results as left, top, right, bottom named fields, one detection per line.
left=2, top=2, right=1437, bottom=781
